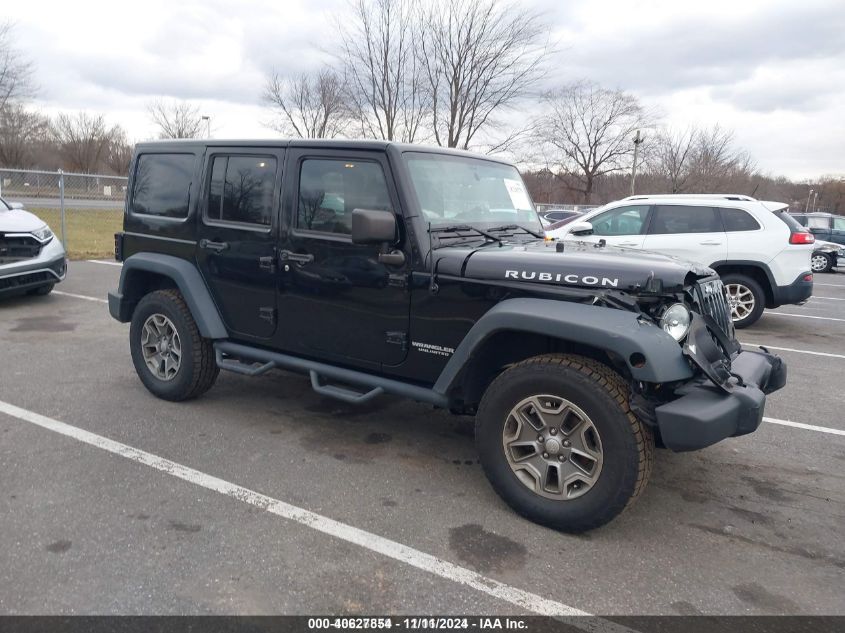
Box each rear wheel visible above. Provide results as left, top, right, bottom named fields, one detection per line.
left=476, top=354, right=653, bottom=533
left=811, top=252, right=834, bottom=274
left=129, top=289, right=219, bottom=401
left=722, top=273, right=765, bottom=328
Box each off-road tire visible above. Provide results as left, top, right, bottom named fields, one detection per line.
left=476, top=354, right=653, bottom=533
left=130, top=289, right=219, bottom=401
left=28, top=283, right=55, bottom=296
left=722, top=273, right=765, bottom=329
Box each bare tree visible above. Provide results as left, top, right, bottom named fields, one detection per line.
left=263, top=68, right=349, bottom=138
left=337, top=0, right=426, bottom=142
left=652, top=127, right=698, bottom=193
left=418, top=0, right=548, bottom=149
left=0, top=22, right=35, bottom=113
left=0, top=103, right=48, bottom=167
left=104, top=127, right=133, bottom=175
left=147, top=99, right=205, bottom=139
left=691, top=125, right=755, bottom=191
left=538, top=81, right=652, bottom=203
left=51, top=112, right=122, bottom=173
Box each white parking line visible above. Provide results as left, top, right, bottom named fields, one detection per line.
left=812, top=296, right=845, bottom=301
left=85, top=259, right=122, bottom=266
left=764, top=417, right=845, bottom=436
left=53, top=290, right=108, bottom=304
left=813, top=282, right=845, bottom=288
left=765, top=312, right=845, bottom=323
left=741, top=343, right=845, bottom=360
left=0, top=399, right=631, bottom=628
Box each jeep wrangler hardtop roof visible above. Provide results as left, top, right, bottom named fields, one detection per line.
left=132, top=139, right=514, bottom=165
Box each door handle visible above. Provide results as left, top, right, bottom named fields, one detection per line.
left=279, top=249, right=315, bottom=265
left=200, top=239, right=229, bottom=253
left=699, top=240, right=722, bottom=245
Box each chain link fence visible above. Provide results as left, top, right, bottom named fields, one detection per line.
left=0, top=168, right=127, bottom=259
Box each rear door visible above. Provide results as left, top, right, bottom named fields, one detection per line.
left=719, top=206, right=766, bottom=261
left=196, top=147, right=284, bottom=341
left=641, top=204, right=727, bottom=266
left=564, top=204, right=651, bottom=248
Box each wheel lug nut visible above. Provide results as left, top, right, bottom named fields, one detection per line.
left=558, top=455, right=565, bottom=461
left=563, top=440, right=571, bottom=447
left=538, top=436, right=544, bottom=442
left=550, top=428, right=557, bottom=435
left=542, top=453, right=549, bottom=459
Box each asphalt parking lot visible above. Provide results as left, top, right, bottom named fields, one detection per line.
left=1, top=260, right=843, bottom=616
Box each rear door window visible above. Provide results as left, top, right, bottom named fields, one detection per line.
left=808, top=216, right=831, bottom=229
left=719, top=207, right=760, bottom=232
left=206, top=155, right=277, bottom=226
left=131, top=154, right=195, bottom=218
left=648, top=205, right=721, bottom=234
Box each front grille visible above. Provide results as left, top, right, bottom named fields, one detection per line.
left=0, top=271, right=53, bottom=291
left=696, top=278, right=734, bottom=339
left=0, top=233, right=43, bottom=261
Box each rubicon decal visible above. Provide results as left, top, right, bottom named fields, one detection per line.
left=504, top=270, right=620, bottom=287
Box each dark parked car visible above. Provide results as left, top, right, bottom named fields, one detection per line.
left=791, top=212, right=845, bottom=246
left=539, top=209, right=581, bottom=225
left=108, top=139, right=785, bottom=532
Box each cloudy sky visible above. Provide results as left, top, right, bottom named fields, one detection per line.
left=5, top=0, right=844, bottom=179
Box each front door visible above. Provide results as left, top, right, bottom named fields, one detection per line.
left=276, top=149, right=411, bottom=369
left=196, top=148, right=284, bottom=341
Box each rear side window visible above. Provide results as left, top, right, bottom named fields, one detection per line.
left=807, top=216, right=831, bottom=229
left=775, top=211, right=804, bottom=231
left=719, top=207, right=760, bottom=232
left=131, top=154, right=194, bottom=218
left=649, top=205, right=721, bottom=234
left=206, top=155, right=276, bottom=226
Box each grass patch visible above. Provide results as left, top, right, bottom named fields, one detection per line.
left=31, top=208, right=123, bottom=260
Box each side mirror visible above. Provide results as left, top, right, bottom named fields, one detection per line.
left=351, top=208, right=397, bottom=244
left=569, top=221, right=594, bottom=236
left=8, top=201, right=24, bottom=210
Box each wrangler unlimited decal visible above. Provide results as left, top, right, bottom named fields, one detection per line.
left=504, top=270, right=620, bottom=287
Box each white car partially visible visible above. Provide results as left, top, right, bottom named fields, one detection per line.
left=545, top=194, right=815, bottom=328
left=0, top=198, right=67, bottom=298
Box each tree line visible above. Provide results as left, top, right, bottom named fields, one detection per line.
left=1, top=7, right=842, bottom=213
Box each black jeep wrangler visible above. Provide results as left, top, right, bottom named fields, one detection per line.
left=109, top=140, right=786, bottom=532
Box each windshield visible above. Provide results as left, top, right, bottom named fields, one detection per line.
left=404, top=152, right=542, bottom=233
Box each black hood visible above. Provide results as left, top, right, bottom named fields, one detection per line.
left=432, top=239, right=713, bottom=293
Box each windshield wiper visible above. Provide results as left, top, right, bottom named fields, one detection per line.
left=429, top=224, right=502, bottom=245
left=486, top=223, right=545, bottom=238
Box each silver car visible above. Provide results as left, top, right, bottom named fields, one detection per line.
left=0, top=198, right=67, bottom=297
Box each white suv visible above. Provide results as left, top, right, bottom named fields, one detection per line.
left=545, top=194, right=814, bottom=327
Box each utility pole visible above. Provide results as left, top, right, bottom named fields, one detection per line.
left=812, top=191, right=818, bottom=212
left=805, top=188, right=814, bottom=212
left=201, top=115, right=211, bottom=139
left=631, top=130, right=644, bottom=196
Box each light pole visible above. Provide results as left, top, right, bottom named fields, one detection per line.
left=805, top=188, right=813, bottom=212
left=812, top=191, right=818, bottom=212
left=630, top=130, right=644, bottom=196
left=201, top=115, right=211, bottom=139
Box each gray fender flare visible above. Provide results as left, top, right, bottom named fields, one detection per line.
left=110, top=253, right=227, bottom=339
left=433, top=298, right=693, bottom=395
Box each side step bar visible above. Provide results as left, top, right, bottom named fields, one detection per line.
left=214, top=341, right=448, bottom=408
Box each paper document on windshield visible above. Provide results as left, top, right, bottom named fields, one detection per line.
left=503, top=179, right=532, bottom=211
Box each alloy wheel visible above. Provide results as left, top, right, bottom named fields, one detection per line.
left=725, top=283, right=756, bottom=322
left=502, top=395, right=603, bottom=500
left=140, top=313, right=183, bottom=381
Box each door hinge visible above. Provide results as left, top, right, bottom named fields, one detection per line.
left=259, top=307, right=277, bottom=324
left=386, top=331, right=408, bottom=350
left=259, top=255, right=276, bottom=272
left=388, top=273, right=408, bottom=289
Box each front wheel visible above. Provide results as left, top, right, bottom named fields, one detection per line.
left=811, top=252, right=834, bottom=274
left=476, top=354, right=653, bottom=533
left=129, top=289, right=219, bottom=401
left=722, top=274, right=765, bottom=328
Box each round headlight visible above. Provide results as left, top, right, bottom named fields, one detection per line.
left=660, top=303, right=691, bottom=341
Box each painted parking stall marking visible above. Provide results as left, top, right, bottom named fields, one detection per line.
left=0, top=398, right=640, bottom=631
left=53, top=290, right=108, bottom=304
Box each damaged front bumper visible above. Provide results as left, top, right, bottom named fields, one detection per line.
left=654, top=314, right=786, bottom=452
